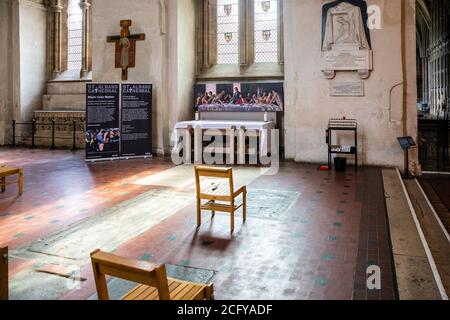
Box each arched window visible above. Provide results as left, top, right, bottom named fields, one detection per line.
left=48, top=0, right=91, bottom=79
left=217, top=0, right=240, bottom=64
left=254, top=0, right=278, bottom=63
left=67, top=0, right=83, bottom=70
left=197, top=0, right=284, bottom=77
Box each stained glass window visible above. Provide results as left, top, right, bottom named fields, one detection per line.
left=67, top=0, right=83, bottom=70
left=254, top=0, right=278, bottom=63
left=217, top=0, right=240, bottom=64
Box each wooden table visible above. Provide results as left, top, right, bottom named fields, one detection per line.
left=0, top=166, right=24, bottom=196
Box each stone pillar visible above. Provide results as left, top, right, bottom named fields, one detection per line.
left=196, top=0, right=214, bottom=73
left=278, top=0, right=284, bottom=65
left=239, top=0, right=251, bottom=67
left=51, top=0, right=63, bottom=78
left=79, top=0, right=90, bottom=78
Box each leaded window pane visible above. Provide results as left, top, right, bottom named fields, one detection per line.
left=67, top=0, right=83, bottom=70
left=217, top=0, right=240, bottom=64
left=254, top=0, right=278, bottom=63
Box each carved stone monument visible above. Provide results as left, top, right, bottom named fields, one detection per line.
left=321, top=1, right=373, bottom=80
left=33, top=111, right=86, bottom=148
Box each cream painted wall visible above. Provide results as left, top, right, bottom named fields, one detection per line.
left=19, top=0, right=47, bottom=122
left=0, top=0, right=46, bottom=144
left=168, top=0, right=196, bottom=133
left=92, top=0, right=196, bottom=155
left=91, top=0, right=167, bottom=153
left=92, top=0, right=168, bottom=154
left=284, top=0, right=418, bottom=169
left=87, top=0, right=418, bottom=168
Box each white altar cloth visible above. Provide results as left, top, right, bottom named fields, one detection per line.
left=171, top=120, right=275, bottom=163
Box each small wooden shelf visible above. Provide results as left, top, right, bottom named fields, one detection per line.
left=327, top=119, right=358, bottom=171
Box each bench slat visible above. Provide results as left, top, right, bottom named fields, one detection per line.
left=143, top=280, right=180, bottom=300
left=181, top=285, right=205, bottom=300
left=169, top=282, right=190, bottom=299
left=122, top=284, right=151, bottom=300
left=122, top=279, right=204, bottom=300
left=123, top=279, right=180, bottom=300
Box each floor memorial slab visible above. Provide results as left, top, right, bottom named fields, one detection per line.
left=20, top=188, right=194, bottom=262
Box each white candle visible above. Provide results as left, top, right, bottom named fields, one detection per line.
left=264, top=112, right=268, bottom=122
left=195, top=112, right=199, bottom=121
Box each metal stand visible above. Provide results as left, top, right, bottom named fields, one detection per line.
left=404, top=149, right=410, bottom=179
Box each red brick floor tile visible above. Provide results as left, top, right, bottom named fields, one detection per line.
left=0, top=148, right=397, bottom=300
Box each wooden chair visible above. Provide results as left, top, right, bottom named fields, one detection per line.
left=194, top=166, right=247, bottom=234
left=0, top=247, right=8, bottom=301
left=90, top=250, right=214, bottom=300
left=0, top=166, right=24, bottom=196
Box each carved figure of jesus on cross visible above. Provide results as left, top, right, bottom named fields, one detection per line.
left=107, top=20, right=145, bottom=80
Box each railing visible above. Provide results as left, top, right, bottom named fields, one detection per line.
left=418, top=117, right=449, bottom=162
left=11, top=119, right=80, bottom=151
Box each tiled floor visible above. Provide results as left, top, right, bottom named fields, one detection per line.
left=420, top=175, right=450, bottom=211
left=418, top=175, right=450, bottom=233
left=0, top=148, right=397, bottom=300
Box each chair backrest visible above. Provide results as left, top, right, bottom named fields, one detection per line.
left=90, top=249, right=170, bottom=300
left=0, top=247, right=8, bottom=301
left=194, top=166, right=234, bottom=197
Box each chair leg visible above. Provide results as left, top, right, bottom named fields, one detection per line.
left=230, top=207, right=235, bottom=235
left=196, top=198, right=201, bottom=227
left=18, top=170, right=23, bottom=196
left=1, top=177, right=5, bottom=193
left=243, top=187, right=247, bottom=223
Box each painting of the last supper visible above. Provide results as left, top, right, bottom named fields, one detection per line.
left=194, top=82, right=284, bottom=112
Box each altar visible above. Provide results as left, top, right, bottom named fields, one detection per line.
left=172, top=120, right=276, bottom=164
left=172, top=81, right=283, bottom=165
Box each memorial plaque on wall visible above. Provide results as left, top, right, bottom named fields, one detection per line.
left=86, top=84, right=120, bottom=160
left=121, top=84, right=152, bottom=157
left=330, top=82, right=365, bottom=97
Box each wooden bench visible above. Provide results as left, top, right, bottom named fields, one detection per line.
left=195, top=166, right=247, bottom=234
left=0, top=166, right=24, bottom=196
left=91, top=250, right=214, bottom=300
left=0, top=247, right=8, bottom=300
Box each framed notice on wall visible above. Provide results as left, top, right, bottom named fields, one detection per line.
left=121, top=84, right=152, bottom=158
left=85, top=84, right=120, bottom=160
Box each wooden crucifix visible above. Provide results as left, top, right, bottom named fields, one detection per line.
left=107, top=20, right=145, bottom=80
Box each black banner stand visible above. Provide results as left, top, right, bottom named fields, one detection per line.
left=120, top=84, right=153, bottom=159
left=85, top=84, right=121, bottom=162
left=85, top=83, right=153, bottom=163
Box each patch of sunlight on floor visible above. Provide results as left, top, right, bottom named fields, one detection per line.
left=132, top=165, right=270, bottom=189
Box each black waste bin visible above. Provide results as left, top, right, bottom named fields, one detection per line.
left=334, top=157, right=347, bottom=172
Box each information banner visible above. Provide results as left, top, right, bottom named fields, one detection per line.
left=85, top=84, right=120, bottom=160
left=121, top=84, right=152, bottom=157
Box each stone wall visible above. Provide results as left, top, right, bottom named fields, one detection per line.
left=0, top=0, right=15, bottom=145
left=0, top=0, right=47, bottom=145
left=19, top=0, right=47, bottom=122
left=1, top=0, right=420, bottom=172
left=92, top=0, right=196, bottom=155
left=283, top=0, right=418, bottom=170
